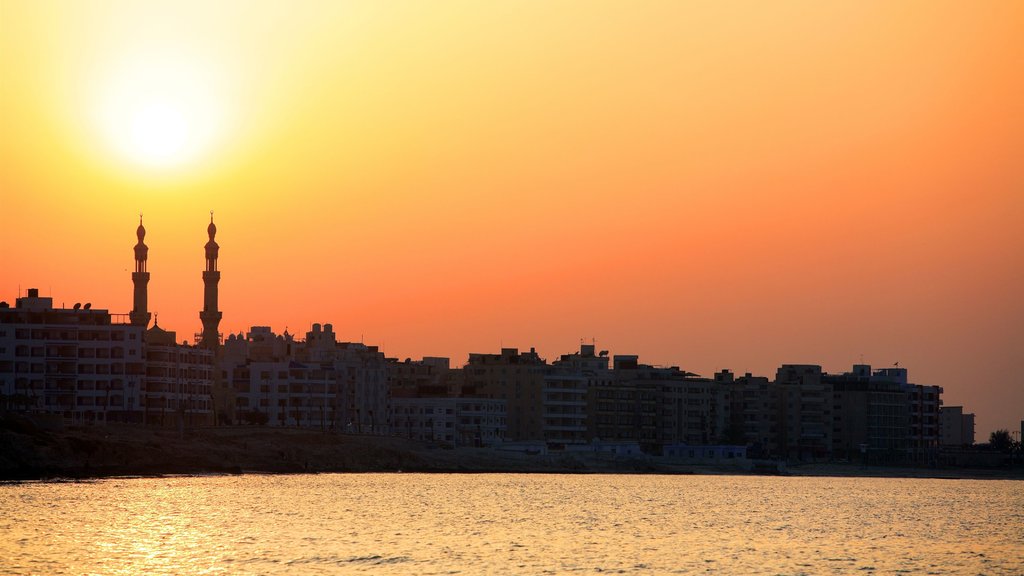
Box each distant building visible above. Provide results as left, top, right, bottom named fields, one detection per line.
left=454, top=397, right=507, bottom=446
left=464, top=347, right=547, bottom=442
left=721, top=371, right=779, bottom=458
left=142, top=322, right=214, bottom=426
left=587, top=352, right=728, bottom=453
left=826, top=365, right=909, bottom=463
left=387, top=356, right=454, bottom=398
left=662, top=444, right=747, bottom=463
left=775, top=364, right=832, bottom=461
left=390, top=397, right=457, bottom=444
left=587, top=354, right=657, bottom=446
left=939, top=406, right=975, bottom=446
left=545, top=344, right=605, bottom=445
left=390, top=396, right=506, bottom=447
left=221, top=323, right=389, bottom=432
left=0, top=289, right=146, bottom=423
left=0, top=217, right=219, bottom=426
left=898, top=375, right=942, bottom=463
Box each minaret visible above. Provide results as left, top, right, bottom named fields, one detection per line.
left=200, top=212, right=222, bottom=350
left=130, top=215, right=152, bottom=327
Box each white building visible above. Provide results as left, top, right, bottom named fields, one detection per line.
left=0, top=288, right=217, bottom=426
left=1, top=289, right=143, bottom=423
left=221, top=323, right=390, bottom=432
left=390, top=396, right=506, bottom=447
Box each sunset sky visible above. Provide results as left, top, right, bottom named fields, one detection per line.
left=2, top=1, right=1021, bottom=438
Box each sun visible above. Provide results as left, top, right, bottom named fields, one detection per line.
left=94, top=56, right=225, bottom=169
left=128, top=100, right=189, bottom=166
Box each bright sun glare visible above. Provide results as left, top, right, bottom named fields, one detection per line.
left=94, top=56, right=224, bottom=169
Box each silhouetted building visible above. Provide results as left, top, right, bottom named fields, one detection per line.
left=586, top=354, right=656, bottom=447
left=390, top=396, right=506, bottom=447
left=587, top=352, right=728, bottom=454
left=659, top=371, right=730, bottom=448
left=221, top=323, right=388, bottom=432
left=0, top=215, right=225, bottom=425
left=0, top=292, right=214, bottom=426
left=720, top=371, right=780, bottom=458
left=143, top=322, right=214, bottom=426
left=454, top=397, right=507, bottom=446
left=939, top=405, right=975, bottom=446
left=544, top=344, right=602, bottom=445
left=387, top=356, right=454, bottom=398
left=826, top=365, right=909, bottom=463
left=0, top=289, right=146, bottom=422
left=899, top=372, right=943, bottom=464
left=464, top=347, right=547, bottom=442
left=775, top=364, right=832, bottom=461
left=384, top=355, right=507, bottom=446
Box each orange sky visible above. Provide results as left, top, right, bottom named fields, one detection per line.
left=2, top=1, right=1022, bottom=438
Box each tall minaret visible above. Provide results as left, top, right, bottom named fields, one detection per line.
left=130, top=215, right=152, bottom=327
left=200, top=212, right=222, bottom=350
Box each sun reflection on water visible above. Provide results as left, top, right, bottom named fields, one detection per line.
left=2, top=475, right=1022, bottom=575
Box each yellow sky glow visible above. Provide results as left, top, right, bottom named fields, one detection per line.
left=2, top=1, right=1022, bottom=437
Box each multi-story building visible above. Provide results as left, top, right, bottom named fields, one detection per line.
left=719, top=371, right=779, bottom=458
left=588, top=355, right=658, bottom=447
left=939, top=405, right=975, bottom=446
left=659, top=372, right=729, bottom=447
left=463, top=347, right=547, bottom=441
left=895, top=376, right=943, bottom=464
left=0, top=218, right=221, bottom=426
left=826, top=365, right=909, bottom=463
left=542, top=371, right=589, bottom=445
left=390, top=396, right=506, bottom=447
left=143, top=323, right=214, bottom=426
left=544, top=344, right=606, bottom=445
left=775, top=364, right=832, bottom=461
left=390, top=397, right=457, bottom=444
left=587, top=354, right=729, bottom=453
left=0, top=289, right=146, bottom=423
left=221, top=323, right=389, bottom=432
left=454, top=397, right=507, bottom=446
left=387, top=356, right=453, bottom=398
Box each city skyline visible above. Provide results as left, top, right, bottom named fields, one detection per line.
left=0, top=215, right=1008, bottom=443
left=3, top=2, right=1022, bottom=440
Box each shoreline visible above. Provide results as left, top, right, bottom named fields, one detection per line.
left=3, top=422, right=1021, bottom=483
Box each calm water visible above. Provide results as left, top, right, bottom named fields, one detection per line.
left=1, top=474, right=1021, bottom=575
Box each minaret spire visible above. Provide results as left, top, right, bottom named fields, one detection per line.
left=200, top=213, right=222, bottom=349
left=130, top=214, right=151, bottom=327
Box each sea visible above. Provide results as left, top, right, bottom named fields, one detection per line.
left=1, top=473, right=1022, bottom=575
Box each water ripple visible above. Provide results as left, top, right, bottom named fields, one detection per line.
left=0, top=474, right=1021, bottom=575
